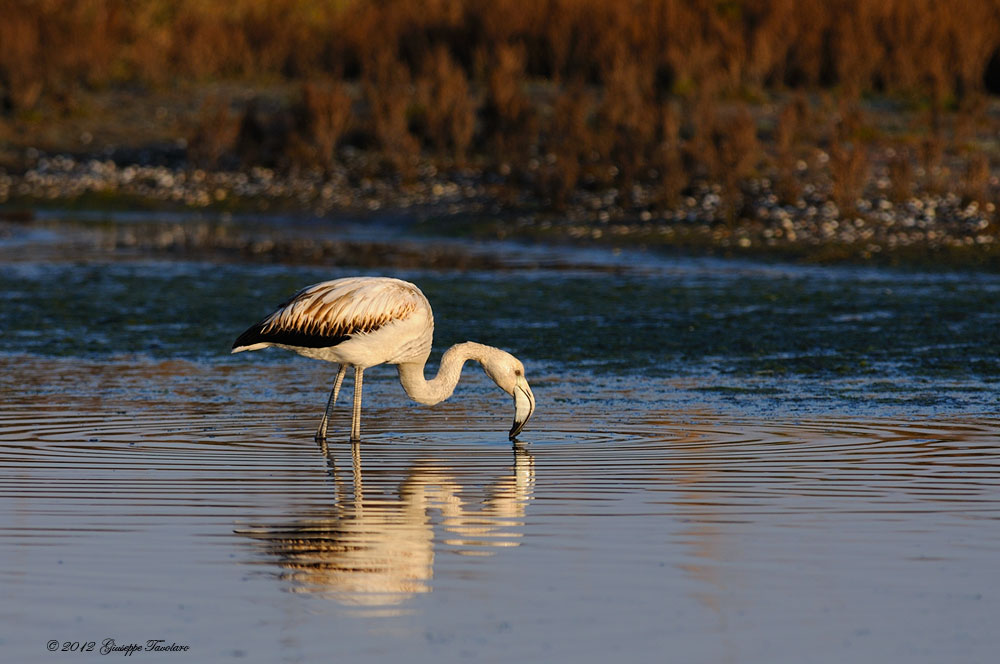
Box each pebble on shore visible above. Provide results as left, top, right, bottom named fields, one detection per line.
left=1, top=150, right=998, bottom=264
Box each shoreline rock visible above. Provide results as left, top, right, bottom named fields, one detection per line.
left=2, top=149, right=999, bottom=271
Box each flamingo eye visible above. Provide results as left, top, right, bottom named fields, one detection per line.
left=514, top=369, right=522, bottom=376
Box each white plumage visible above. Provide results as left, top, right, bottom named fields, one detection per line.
left=233, top=276, right=535, bottom=442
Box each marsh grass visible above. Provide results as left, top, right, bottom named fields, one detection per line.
left=4, top=0, right=1000, bottom=218
left=289, top=82, right=353, bottom=174
left=187, top=97, right=239, bottom=169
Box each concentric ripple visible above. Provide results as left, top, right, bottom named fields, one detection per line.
left=3, top=400, right=998, bottom=535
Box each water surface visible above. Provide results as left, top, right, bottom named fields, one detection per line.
left=1, top=216, right=998, bottom=662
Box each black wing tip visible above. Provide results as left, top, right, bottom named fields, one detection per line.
left=232, top=322, right=350, bottom=350
left=232, top=323, right=266, bottom=350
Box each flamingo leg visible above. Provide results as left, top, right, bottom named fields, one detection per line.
left=316, top=364, right=346, bottom=441
left=350, top=366, right=364, bottom=442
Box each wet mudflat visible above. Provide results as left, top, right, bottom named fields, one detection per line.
left=1, top=216, right=999, bottom=663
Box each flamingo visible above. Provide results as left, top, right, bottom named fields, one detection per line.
left=232, top=276, right=536, bottom=442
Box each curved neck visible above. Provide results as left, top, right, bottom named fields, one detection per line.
left=397, top=341, right=493, bottom=405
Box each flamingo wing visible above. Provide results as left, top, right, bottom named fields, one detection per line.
left=232, top=277, right=425, bottom=351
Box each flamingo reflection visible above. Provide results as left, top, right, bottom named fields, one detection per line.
left=238, top=442, right=534, bottom=607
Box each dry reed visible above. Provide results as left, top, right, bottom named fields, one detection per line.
left=6, top=0, right=1000, bottom=219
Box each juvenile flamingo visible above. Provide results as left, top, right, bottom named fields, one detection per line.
left=232, top=276, right=536, bottom=442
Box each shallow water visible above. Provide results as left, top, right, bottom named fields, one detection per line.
left=1, top=216, right=999, bottom=662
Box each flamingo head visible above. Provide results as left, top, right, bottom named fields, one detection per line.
left=481, top=351, right=536, bottom=440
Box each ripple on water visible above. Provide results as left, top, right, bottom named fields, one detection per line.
left=522, top=415, right=1000, bottom=514
left=1, top=392, right=1000, bottom=664
left=3, top=404, right=998, bottom=522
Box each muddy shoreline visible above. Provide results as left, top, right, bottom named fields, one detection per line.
left=3, top=149, right=999, bottom=271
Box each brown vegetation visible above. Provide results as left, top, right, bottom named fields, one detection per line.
left=4, top=0, right=1000, bottom=224
left=416, top=47, right=477, bottom=162
left=289, top=82, right=353, bottom=174
left=4, top=1, right=1000, bottom=107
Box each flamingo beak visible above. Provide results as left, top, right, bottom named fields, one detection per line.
left=509, top=377, right=536, bottom=440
